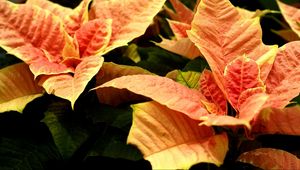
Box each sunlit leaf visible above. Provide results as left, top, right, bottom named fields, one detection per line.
left=168, top=19, right=191, bottom=39
left=0, top=63, right=43, bottom=113
left=237, top=87, right=265, bottom=108
left=156, top=38, right=201, bottom=59
left=29, top=56, right=75, bottom=78
left=224, top=56, right=264, bottom=109
left=39, top=56, right=104, bottom=108
left=94, top=75, right=209, bottom=120
left=128, top=101, right=228, bottom=169
left=63, top=0, right=91, bottom=36
left=238, top=148, right=300, bottom=169
left=75, top=19, right=112, bottom=57
left=26, top=0, right=72, bottom=19
left=277, top=0, right=300, bottom=37
left=0, top=1, right=71, bottom=64
left=156, top=13, right=201, bottom=59
left=188, top=0, right=277, bottom=92
left=27, top=0, right=91, bottom=36
left=200, top=93, right=269, bottom=129
left=266, top=41, right=300, bottom=108
left=95, top=62, right=152, bottom=106
left=200, top=69, right=227, bottom=115
left=0, top=0, right=78, bottom=77
left=251, top=106, right=300, bottom=136
left=166, top=0, right=194, bottom=24
left=90, top=0, right=166, bottom=53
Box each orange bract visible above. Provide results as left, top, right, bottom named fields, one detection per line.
left=95, top=62, right=152, bottom=106
left=90, top=0, right=166, bottom=54
left=0, top=63, right=43, bottom=113
left=238, top=148, right=300, bottom=169
left=224, top=56, right=264, bottom=109
left=95, top=74, right=208, bottom=120
left=129, top=101, right=228, bottom=169
left=200, top=69, right=227, bottom=115
left=156, top=0, right=201, bottom=59
left=277, top=0, right=300, bottom=38
left=188, top=0, right=277, bottom=91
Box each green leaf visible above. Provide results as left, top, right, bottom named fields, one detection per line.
left=137, top=46, right=188, bottom=75
left=183, top=57, right=209, bottom=72
left=123, top=44, right=141, bottom=63
left=176, top=71, right=201, bottom=89
left=42, top=100, right=91, bottom=159
left=86, top=103, right=133, bottom=130
left=0, top=110, right=61, bottom=170
left=0, top=137, right=60, bottom=170
left=0, top=48, right=22, bottom=69
left=290, top=94, right=300, bottom=106
left=87, top=126, right=142, bottom=161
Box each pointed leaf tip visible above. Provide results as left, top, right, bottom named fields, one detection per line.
left=95, top=75, right=209, bottom=120
left=128, top=101, right=228, bottom=169
left=39, top=56, right=104, bottom=108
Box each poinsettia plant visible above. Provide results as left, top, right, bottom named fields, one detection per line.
left=0, top=0, right=300, bottom=169
left=0, top=0, right=166, bottom=108
left=95, top=0, right=300, bottom=169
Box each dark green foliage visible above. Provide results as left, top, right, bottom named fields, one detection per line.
left=0, top=48, right=22, bottom=69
